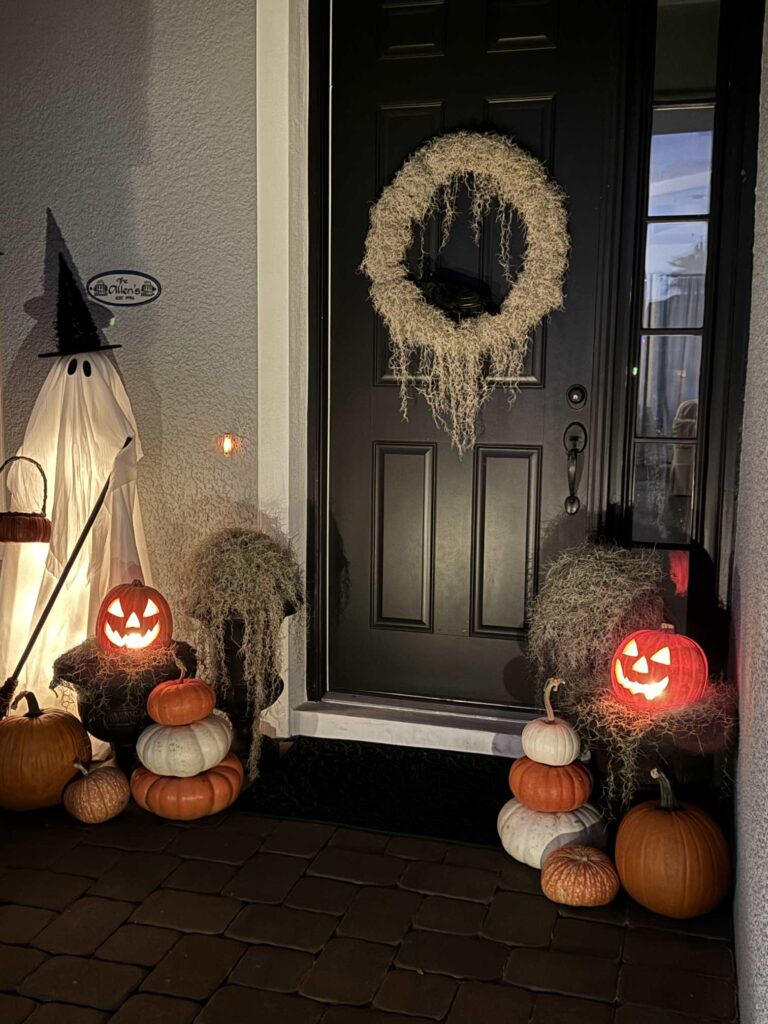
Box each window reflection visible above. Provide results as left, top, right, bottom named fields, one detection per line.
left=633, top=442, right=694, bottom=544
left=649, top=106, right=714, bottom=217
left=643, top=221, right=707, bottom=329
left=637, top=335, right=701, bottom=438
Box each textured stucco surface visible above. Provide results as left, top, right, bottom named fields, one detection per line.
left=0, top=1, right=259, bottom=614
left=735, top=16, right=768, bottom=1024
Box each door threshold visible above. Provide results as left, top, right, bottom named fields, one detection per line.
left=291, top=692, right=532, bottom=757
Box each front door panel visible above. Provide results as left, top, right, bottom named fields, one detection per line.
left=327, top=0, right=624, bottom=708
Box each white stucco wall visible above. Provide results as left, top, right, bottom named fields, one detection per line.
left=0, top=0, right=261, bottom=611
left=734, top=16, right=768, bottom=1024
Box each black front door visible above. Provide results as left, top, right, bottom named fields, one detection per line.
left=323, top=0, right=627, bottom=709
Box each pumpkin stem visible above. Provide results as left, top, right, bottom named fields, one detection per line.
left=543, top=678, right=565, bottom=721
left=10, top=690, right=42, bottom=718
left=660, top=623, right=676, bottom=633
left=173, top=655, right=187, bottom=683
left=651, top=767, right=679, bottom=810
left=74, top=761, right=90, bottom=777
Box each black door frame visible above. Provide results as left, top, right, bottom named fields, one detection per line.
left=306, top=0, right=764, bottom=703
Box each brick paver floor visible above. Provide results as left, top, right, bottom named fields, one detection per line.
left=0, top=802, right=736, bottom=1022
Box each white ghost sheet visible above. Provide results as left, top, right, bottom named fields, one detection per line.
left=0, top=352, right=150, bottom=705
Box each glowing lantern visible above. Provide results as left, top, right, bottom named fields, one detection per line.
left=610, top=624, right=708, bottom=711
left=96, top=579, right=173, bottom=654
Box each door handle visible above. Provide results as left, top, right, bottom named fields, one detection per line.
left=563, top=423, right=587, bottom=515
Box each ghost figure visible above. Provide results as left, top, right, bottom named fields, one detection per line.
left=0, top=255, right=150, bottom=705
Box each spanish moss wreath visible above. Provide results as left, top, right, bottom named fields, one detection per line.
left=362, top=131, right=569, bottom=454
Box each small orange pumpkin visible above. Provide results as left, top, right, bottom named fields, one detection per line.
left=541, top=845, right=620, bottom=907
left=147, top=674, right=216, bottom=726
left=509, top=757, right=592, bottom=813
left=96, top=579, right=173, bottom=654
left=130, top=753, right=244, bottom=820
left=63, top=762, right=130, bottom=823
left=615, top=768, right=730, bottom=919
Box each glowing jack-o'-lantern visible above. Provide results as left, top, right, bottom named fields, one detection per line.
left=96, top=579, right=173, bottom=654
left=610, top=624, right=708, bottom=711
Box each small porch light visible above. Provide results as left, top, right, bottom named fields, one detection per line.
left=216, top=433, right=242, bottom=457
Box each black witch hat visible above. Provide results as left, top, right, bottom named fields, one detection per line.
left=39, top=254, right=121, bottom=358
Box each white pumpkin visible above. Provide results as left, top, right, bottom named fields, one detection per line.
left=521, top=678, right=580, bottom=766
left=497, top=798, right=607, bottom=868
left=136, top=713, right=232, bottom=778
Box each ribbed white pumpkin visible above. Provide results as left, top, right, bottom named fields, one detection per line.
left=136, top=714, right=232, bottom=778
left=521, top=678, right=580, bottom=766
left=497, top=798, right=606, bottom=868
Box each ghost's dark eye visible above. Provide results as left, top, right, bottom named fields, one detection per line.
left=67, top=359, right=77, bottom=376
left=83, top=360, right=92, bottom=377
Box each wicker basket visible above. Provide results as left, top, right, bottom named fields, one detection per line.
left=0, top=456, right=52, bottom=543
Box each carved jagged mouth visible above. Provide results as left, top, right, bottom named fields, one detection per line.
left=104, top=622, right=160, bottom=650
left=615, top=660, right=669, bottom=701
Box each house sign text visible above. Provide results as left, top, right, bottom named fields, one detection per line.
left=86, top=270, right=161, bottom=307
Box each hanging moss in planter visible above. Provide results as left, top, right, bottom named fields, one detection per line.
left=568, top=682, right=736, bottom=813
left=51, top=639, right=197, bottom=747
left=528, top=542, right=665, bottom=699
left=526, top=541, right=736, bottom=812
left=179, top=528, right=304, bottom=778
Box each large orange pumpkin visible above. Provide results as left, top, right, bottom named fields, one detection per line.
left=541, top=846, right=620, bottom=907
left=130, top=753, right=244, bottom=820
left=0, top=691, right=91, bottom=810
left=96, top=579, right=173, bottom=653
left=611, top=624, right=708, bottom=711
left=615, top=768, right=730, bottom=919
left=147, top=674, right=215, bottom=726
left=509, top=757, right=592, bottom=813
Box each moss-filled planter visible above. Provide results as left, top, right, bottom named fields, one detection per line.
left=180, top=528, right=304, bottom=777
left=221, top=617, right=284, bottom=759
left=52, top=639, right=197, bottom=748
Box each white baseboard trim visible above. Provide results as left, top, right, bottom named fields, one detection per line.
left=287, top=693, right=532, bottom=757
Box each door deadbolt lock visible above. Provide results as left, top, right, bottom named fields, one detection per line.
left=567, top=384, right=588, bottom=409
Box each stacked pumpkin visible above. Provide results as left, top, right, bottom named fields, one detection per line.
left=130, top=672, right=244, bottom=821
left=497, top=678, right=616, bottom=904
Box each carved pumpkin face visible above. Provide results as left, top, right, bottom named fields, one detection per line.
left=611, top=626, right=708, bottom=711
left=96, top=579, right=173, bottom=653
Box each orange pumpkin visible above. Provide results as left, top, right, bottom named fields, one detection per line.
left=541, top=845, right=620, bottom=907
left=63, top=762, right=130, bottom=823
left=611, top=625, right=708, bottom=711
left=147, top=675, right=216, bottom=726
left=509, top=757, right=592, bottom=812
left=96, top=579, right=173, bottom=653
left=0, top=691, right=91, bottom=811
left=130, top=753, right=244, bottom=820
left=615, top=768, right=730, bottom=919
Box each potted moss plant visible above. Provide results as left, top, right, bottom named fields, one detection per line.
left=180, top=528, right=303, bottom=778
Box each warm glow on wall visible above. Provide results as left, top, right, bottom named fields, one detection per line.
left=216, top=433, right=242, bottom=457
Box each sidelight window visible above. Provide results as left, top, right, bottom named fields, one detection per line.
left=630, top=1, right=719, bottom=547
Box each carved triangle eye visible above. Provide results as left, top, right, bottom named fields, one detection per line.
left=143, top=598, right=159, bottom=616
left=623, top=639, right=639, bottom=657
left=107, top=598, right=125, bottom=617
left=651, top=646, right=671, bottom=665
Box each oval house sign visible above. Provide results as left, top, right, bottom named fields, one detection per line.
left=87, top=270, right=161, bottom=307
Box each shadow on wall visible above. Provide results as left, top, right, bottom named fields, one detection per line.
left=7, top=210, right=118, bottom=387
left=0, top=0, right=151, bottom=453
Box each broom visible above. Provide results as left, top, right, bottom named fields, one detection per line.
left=0, top=437, right=133, bottom=717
